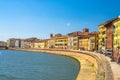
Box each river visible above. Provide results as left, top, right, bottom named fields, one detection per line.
left=0, top=50, right=79, bottom=80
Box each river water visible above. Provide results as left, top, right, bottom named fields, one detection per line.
left=0, top=50, right=79, bottom=80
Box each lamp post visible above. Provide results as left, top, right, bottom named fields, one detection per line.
left=111, top=25, right=115, bottom=62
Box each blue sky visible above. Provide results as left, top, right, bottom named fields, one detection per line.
left=0, top=0, right=120, bottom=41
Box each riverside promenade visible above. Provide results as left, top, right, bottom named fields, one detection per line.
left=10, top=48, right=114, bottom=80
left=105, top=56, right=120, bottom=80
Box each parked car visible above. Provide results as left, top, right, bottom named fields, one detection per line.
left=79, top=47, right=85, bottom=51
left=101, top=49, right=105, bottom=54
left=94, top=48, right=98, bottom=53
left=102, top=49, right=112, bottom=56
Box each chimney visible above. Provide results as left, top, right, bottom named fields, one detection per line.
left=83, top=28, right=89, bottom=34
left=50, top=33, right=53, bottom=38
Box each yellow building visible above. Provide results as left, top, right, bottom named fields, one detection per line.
left=113, top=16, right=120, bottom=51
left=24, top=38, right=38, bottom=48
left=73, top=36, right=78, bottom=50
left=88, top=36, right=95, bottom=51
left=98, top=24, right=106, bottom=50
left=34, top=40, right=45, bottom=49
left=48, top=38, right=55, bottom=48
left=55, top=37, right=68, bottom=49
left=98, top=16, right=120, bottom=62
left=34, top=39, right=49, bottom=49
left=88, top=32, right=98, bottom=51
left=111, top=16, right=120, bottom=63
left=54, top=34, right=68, bottom=49
left=82, top=36, right=89, bottom=50
left=78, top=35, right=89, bottom=50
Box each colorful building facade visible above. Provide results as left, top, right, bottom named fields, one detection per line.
left=51, top=34, right=68, bottom=49
left=54, top=37, right=68, bottom=49
left=7, top=38, right=21, bottom=48
left=67, top=34, right=74, bottom=50
left=113, top=17, right=120, bottom=51
left=78, top=36, right=89, bottom=50
left=48, top=34, right=55, bottom=48
left=98, top=16, right=120, bottom=63
left=88, top=32, right=98, bottom=51
left=34, top=40, right=47, bottom=49
left=24, top=38, right=38, bottom=48
left=67, top=31, right=80, bottom=50
left=78, top=28, right=89, bottom=50
left=98, top=25, right=106, bottom=50
left=113, top=16, right=120, bottom=63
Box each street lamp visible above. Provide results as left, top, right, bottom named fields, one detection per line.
left=111, top=25, right=115, bottom=62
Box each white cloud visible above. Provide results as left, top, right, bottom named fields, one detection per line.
left=66, top=22, right=71, bottom=27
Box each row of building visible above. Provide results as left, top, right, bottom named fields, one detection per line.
left=98, top=16, right=120, bottom=54
left=7, top=16, right=120, bottom=53
left=7, top=28, right=98, bottom=51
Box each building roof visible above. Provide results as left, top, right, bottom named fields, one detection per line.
left=24, top=37, right=38, bottom=42
left=51, top=33, right=67, bottom=39
left=68, top=28, right=89, bottom=36
left=54, top=34, right=62, bottom=37
left=54, top=36, right=67, bottom=39
left=99, top=16, right=120, bottom=27
left=89, top=32, right=98, bottom=35
left=78, top=35, right=89, bottom=38
left=67, top=31, right=82, bottom=36
left=34, top=39, right=49, bottom=43
left=9, top=38, right=21, bottom=40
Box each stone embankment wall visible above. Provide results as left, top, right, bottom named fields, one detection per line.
left=78, top=51, right=114, bottom=80
left=10, top=48, right=114, bottom=80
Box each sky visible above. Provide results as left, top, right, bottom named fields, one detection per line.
left=0, top=0, right=120, bottom=41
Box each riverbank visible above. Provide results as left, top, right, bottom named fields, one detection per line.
left=10, top=48, right=97, bottom=80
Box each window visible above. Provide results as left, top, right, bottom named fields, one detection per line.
left=102, top=38, right=105, bottom=42
left=102, top=31, right=105, bottom=34
left=65, top=44, right=67, bottom=46
left=73, top=39, right=77, bottom=41
left=74, top=43, right=77, bottom=46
